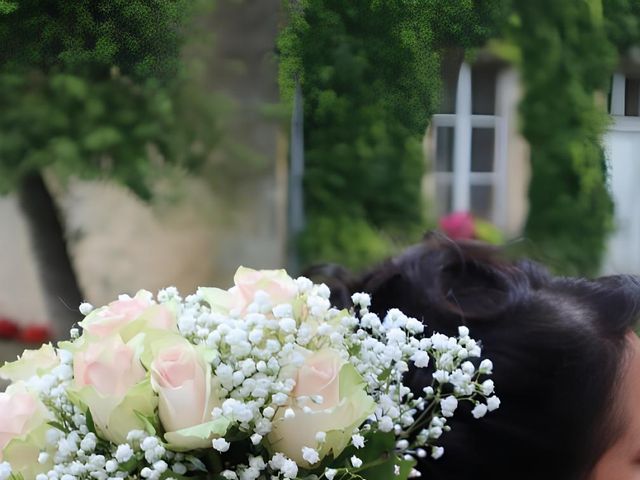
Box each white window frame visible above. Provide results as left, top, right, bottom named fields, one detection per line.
left=610, top=72, right=640, bottom=132
left=431, top=62, right=509, bottom=228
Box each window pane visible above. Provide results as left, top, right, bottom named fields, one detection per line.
left=471, top=128, right=495, bottom=172
left=625, top=78, right=640, bottom=116
left=470, top=184, right=494, bottom=220
left=435, top=180, right=453, bottom=217
left=435, top=126, right=454, bottom=172
left=472, top=63, right=498, bottom=115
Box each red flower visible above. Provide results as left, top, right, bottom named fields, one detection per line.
left=439, top=212, right=476, bottom=240
left=20, top=325, right=51, bottom=344
left=0, top=318, right=20, bottom=339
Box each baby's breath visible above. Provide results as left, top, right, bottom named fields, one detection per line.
left=1, top=272, right=499, bottom=480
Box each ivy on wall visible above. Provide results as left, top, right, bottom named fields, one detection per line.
left=278, top=0, right=505, bottom=270
left=281, top=0, right=640, bottom=275
left=510, top=1, right=617, bottom=275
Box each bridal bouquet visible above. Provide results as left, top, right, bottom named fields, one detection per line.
left=0, top=268, right=499, bottom=480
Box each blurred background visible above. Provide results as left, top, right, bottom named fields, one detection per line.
left=1, top=0, right=640, bottom=359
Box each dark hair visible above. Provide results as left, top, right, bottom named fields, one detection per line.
left=308, top=234, right=640, bottom=480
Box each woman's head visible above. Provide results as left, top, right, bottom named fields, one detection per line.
left=308, top=235, right=640, bottom=480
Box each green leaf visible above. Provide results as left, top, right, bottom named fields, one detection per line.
left=134, top=410, right=158, bottom=436
left=85, top=408, right=96, bottom=434
left=337, top=431, right=416, bottom=480
left=47, top=421, right=67, bottom=433
left=395, top=456, right=418, bottom=480
left=164, top=417, right=231, bottom=451
left=82, top=127, right=123, bottom=151
left=335, top=471, right=366, bottom=480
left=117, top=456, right=140, bottom=473
left=0, top=1, right=17, bottom=15
left=186, top=455, right=207, bottom=472
left=474, top=219, right=504, bottom=245
left=377, top=367, right=393, bottom=383
left=159, top=471, right=191, bottom=480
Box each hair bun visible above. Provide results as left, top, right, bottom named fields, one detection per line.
left=359, top=234, right=543, bottom=330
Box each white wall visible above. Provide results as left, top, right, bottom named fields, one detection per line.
left=603, top=118, right=640, bottom=274
left=0, top=195, right=49, bottom=327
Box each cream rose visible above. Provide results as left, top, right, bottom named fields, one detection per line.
left=69, top=335, right=156, bottom=444
left=268, top=349, right=376, bottom=466
left=0, top=343, right=59, bottom=382
left=0, top=383, right=52, bottom=478
left=201, top=267, right=299, bottom=315
left=150, top=337, right=228, bottom=450
left=80, top=291, right=176, bottom=341
left=232, top=266, right=298, bottom=309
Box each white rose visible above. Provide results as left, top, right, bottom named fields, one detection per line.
left=0, top=343, right=59, bottom=382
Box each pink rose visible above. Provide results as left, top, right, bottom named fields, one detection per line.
left=229, top=267, right=298, bottom=313
left=439, top=211, right=476, bottom=240
left=268, top=350, right=375, bottom=466
left=80, top=291, right=153, bottom=337
left=80, top=291, right=176, bottom=340
left=74, top=336, right=145, bottom=398
left=71, top=335, right=155, bottom=443
left=151, top=340, right=223, bottom=449
left=293, top=350, right=342, bottom=410
left=0, top=389, right=40, bottom=457
left=0, top=383, right=51, bottom=477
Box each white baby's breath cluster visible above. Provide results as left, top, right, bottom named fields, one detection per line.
left=0, top=267, right=499, bottom=480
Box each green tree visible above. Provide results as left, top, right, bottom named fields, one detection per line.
left=0, top=0, right=216, bottom=338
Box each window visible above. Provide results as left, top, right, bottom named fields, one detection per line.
left=610, top=73, right=640, bottom=117
left=431, top=60, right=507, bottom=226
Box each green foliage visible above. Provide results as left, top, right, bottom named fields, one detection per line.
left=0, top=0, right=184, bottom=81
left=474, top=218, right=504, bottom=245
left=0, top=0, right=217, bottom=198
left=298, top=216, right=394, bottom=271
left=510, top=1, right=616, bottom=275
left=0, top=0, right=16, bottom=14
left=325, top=431, right=416, bottom=480
left=420, top=0, right=511, bottom=49
left=602, top=0, right=640, bottom=52
left=279, top=0, right=505, bottom=270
